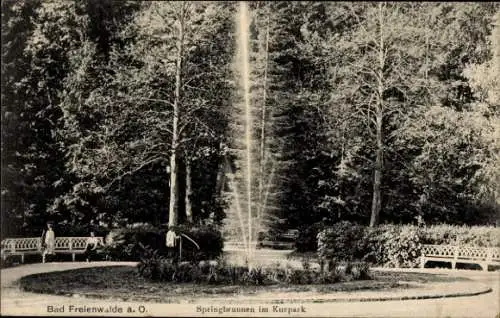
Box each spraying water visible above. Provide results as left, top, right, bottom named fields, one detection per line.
left=239, top=1, right=255, bottom=264
left=224, top=2, right=279, bottom=268
left=222, top=2, right=257, bottom=266
left=239, top=1, right=254, bottom=263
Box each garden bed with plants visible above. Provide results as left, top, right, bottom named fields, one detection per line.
left=18, top=261, right=471, bottom=303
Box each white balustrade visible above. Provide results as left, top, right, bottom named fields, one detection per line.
left=421, top=244, right=500, bottom=271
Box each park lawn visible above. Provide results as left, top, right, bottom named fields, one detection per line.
left=18, top=265, right=470, bottom=303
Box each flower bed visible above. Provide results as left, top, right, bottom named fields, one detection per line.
left=18, top=265, right=470, bottom=303
left=138, top=246, right=371, bottom=285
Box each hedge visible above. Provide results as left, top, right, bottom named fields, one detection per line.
left=317, top=222, right=500, bottom=268
left=102, top=223, right=223, bottom=262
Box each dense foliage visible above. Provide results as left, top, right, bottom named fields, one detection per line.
left=102, top=223, right=223, bottom=262
left=317, top=222, right=500, bottom=268
left=2, top=2, right=499, bottom=239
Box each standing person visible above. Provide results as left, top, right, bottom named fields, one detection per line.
left=85, top=231, right=101, bottom=262
left=165, top=227, right=179, bottom=260
left=42, top=223, right=55, bottom=263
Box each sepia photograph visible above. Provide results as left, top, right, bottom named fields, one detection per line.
left=1, top=1, right=499, bottom=317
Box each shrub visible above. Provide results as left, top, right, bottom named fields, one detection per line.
left=331, top=263, right=347, bottom=280
left=421, top=224, right=500, bottom=247
left=173, top=262, right=196, bottom=282
left=317, top=222, right=500, bottom=268
left=359, top=225, right=388, bottom=265
left=286, top=269, right=305, bottom=284
left=226, top=265, right=249, bottom=284
left=381, top=225, right=422, bottom=268
left=173, top=224, right=224, bottom=261
left=103, top=224, right=164, bottom=261
left=320, top=271, right=342, bottom=284
left=332, top=223, right=424, bottom=268
left=350, top=261, right=371, bottom=280
left=329, top=266, right=347, bottom=283
left=56, top=223, right=108, bottom=237
left=137, top=243, right=167, bottom=280
left=243, top=267, right=266, bottom=285
left=102, top=223, right=223, bottom=262
left=317, top=221, right=365, bottom=262
left=266, top=265, right=287, bottom=283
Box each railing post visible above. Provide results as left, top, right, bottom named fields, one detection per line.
left=70, top=238, right=75, bottom=262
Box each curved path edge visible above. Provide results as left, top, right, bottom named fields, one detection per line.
left=73, top=287, right=492, bottom=305
left=2, top=262, right=499, bottom=317
left=1, top=262, right=493, bottom=304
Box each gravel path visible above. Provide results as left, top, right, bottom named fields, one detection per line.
left=1, top=261, right=499, bottom=317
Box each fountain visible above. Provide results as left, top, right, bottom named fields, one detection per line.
left=223, top=2, right=275, bottom=268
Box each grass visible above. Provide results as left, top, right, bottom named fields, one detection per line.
left=18, top=265, right=470, bottom=303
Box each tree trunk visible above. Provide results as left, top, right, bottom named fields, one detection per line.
left=168, top=11, right=185, bottom=228
left=185, top=160, right=193, bottom=223
left=370, top=2, right=385, bottom=228
left=370, top=110, right=383, bottom=227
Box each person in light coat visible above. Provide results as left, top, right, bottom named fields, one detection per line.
left=165, top=227, right=179, bottom=259
left=42, top=223, right=55, bottom=263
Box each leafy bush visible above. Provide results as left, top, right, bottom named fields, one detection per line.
left=102, top=223, right=223, bottom=262
left=317, top=221, right=365, bottom=262
left=102, top=224, right=163, bottom=261
left=349, top=261, right=371, bottom=280
left=173, top=224, right=224, bottom=261
left=359, top=226, right=388, bottom=264
left=243, top=267, right=266, bottom=285
left=266, top=265, right=288, bottom=283
left=56, top=223, right=108, bottom=237
left=381, top=225, right=422, bottom=268
left=421, top=224, right=499, bottom=247
left=318, top=222, right=500, bottom=268
left=137, top=243, right=168, bottom=280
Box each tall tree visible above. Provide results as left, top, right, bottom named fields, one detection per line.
left=2, top=0, right=93, bottom=233
left=49, top=0, right=141, bottom=227
left=327, top=3, right=442, bottom=226
left=1, top=0, right=41, bottom=236
left=64, top=2, right=233, bottom=226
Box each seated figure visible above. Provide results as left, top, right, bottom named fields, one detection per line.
left=85, top=231, right=101, bottom=262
